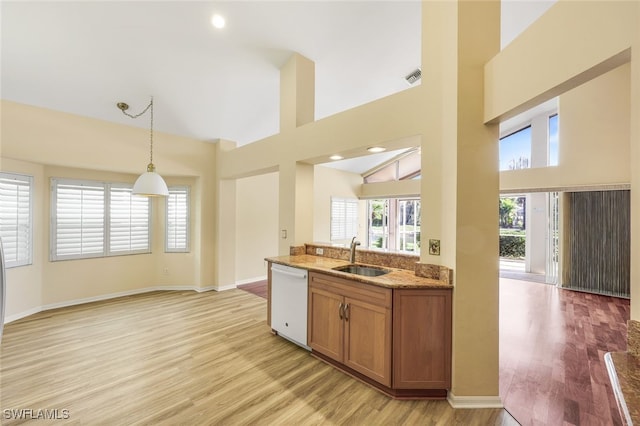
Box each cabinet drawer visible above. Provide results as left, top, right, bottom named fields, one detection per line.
left=309, top=271, right=392, bottom=308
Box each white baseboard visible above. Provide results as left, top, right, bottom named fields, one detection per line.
left=447, top=393, right=503, bottom=409
left=214, top=284, right=238, bottom=292
left=235, top=276, right=267, bottom=286
left=4, top=284, right=238, bottom=324
left=5, top=306, right=43, bottom=324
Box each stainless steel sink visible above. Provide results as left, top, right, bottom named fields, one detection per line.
left=333, top=264, right=390, bottom=277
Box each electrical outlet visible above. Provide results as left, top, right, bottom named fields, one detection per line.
left=163, top=267, right=169, bottom=276
left=315, top=248, right=324, bottom=255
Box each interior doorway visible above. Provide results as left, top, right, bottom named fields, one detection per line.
left=499, top=192, right=559, bottom=284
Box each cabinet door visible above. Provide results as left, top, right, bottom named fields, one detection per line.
left=343, top=297, right=392, bottom=387
left=393, top=289, right=452, bottom=389
left=308, top=286, right=344, bottom=361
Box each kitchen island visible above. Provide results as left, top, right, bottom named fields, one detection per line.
left=265, top=244, right=453, bottom=399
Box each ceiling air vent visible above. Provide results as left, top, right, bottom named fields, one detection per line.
left=405, top=68, right=422, bottom=85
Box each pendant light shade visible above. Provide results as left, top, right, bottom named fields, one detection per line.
left=117, top=97, right=169, bottom=197
left=132, top=164, right=169, bottom=197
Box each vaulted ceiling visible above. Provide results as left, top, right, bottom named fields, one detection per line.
left=2, top=1, right=556, bottom=159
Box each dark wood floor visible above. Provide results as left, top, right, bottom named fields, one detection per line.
left=237, top=280, right=268, bottom=299
left=501, top=278, right=630, bottom=425
left=241, top=277, right=632, bottom=425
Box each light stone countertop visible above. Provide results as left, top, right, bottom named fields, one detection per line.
left=265, top=254, right=452, bottom=289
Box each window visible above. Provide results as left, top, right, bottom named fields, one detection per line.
left=499, top=126, right=531, bottom=171
left=397, top=199, right=421, bottom=252
left=367, top=198, right=420, bottom=254
left=0, top=173, right=33, bottom=268
left=166, top=186, right=190, bottom=252
left=368, top=199, right=389, bottom=250
left=51, top=179, right=150, bottom=261
left=363, top=148, right=421, bottom=183
left=549, top=114, right=559, bottom=166
left=331, top=197, right=358, bottom=241
left=110, top=185, right=151, bottom=254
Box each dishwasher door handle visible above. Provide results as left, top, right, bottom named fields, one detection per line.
left=271, top=266, right=307, bottom=280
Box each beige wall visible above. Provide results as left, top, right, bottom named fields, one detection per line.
left=360, top=180, right=420, bottom=200
left=1, top=100, right=218, bottom=319
left=2, top=158, right=44, bottom=318
left=485, top=1, right=635, bottom=124
left=500, top=63, right=631, bottom=192
left=313, top=165, right=365, bottom=246
left=487, top=0, right=639, bottom=323
left=235, top=172, right=279, bottom=283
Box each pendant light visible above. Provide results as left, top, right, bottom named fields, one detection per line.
left=117, top=97, right=169, bottom=197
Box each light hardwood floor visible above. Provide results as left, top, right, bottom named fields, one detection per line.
left=1, top=290, right=517, bottom=425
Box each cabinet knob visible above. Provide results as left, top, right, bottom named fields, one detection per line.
left=338, top=302, right=344, bottom=319
left=344, top=303, right=349, bottom=321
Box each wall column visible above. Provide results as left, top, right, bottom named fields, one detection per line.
left=278, top=162, right=314, bottom=255
left=421, top=0, right=501, bottom=405
left=630, top=4, right=640, bottom=320
left=527, top=115, right=549, bottom=274
left=280, top=53, right=315, bottom=131
left=214, top=139, right=237, bottom=290
left=277, top=52, right=316, bottom=255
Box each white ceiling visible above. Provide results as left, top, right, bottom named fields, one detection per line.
left=2, top=0, right=556, bottom=172
left=1, top=1, right=421, bottom=146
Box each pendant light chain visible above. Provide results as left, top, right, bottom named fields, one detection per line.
left=149, top=98, right=154, bottom=165
left=118, top=97, right=155, bottom=166
left=116, top=95, right=168, bottom=197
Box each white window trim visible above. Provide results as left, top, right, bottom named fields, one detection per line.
left=50, top=178, right=151, bottom=261
left=367, top=197, right=421, bottom=254
left=165, top=186, right=190, bottom=253
left=0, top=172, right=33, bottom=268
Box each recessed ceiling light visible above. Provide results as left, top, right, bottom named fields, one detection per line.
left=367, top=147, right=386, bottom=153
left=211, top=14, right=226, bottom=29
left=330, top=155, right=343, bottom=161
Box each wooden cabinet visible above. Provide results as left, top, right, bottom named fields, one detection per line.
left=343, top=296, right=392, bottom=386
left=393, top=288, right=452, bottom=389
left=308, top=272, right=392, bottom=387
left=308, top=285, right=343, bottom=360
left=308, top=271, right=452, bottom=395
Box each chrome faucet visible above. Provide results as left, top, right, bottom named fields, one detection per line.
left=349, top=236, right=361, bottom=264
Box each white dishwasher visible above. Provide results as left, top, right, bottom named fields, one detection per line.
left=270, top=263, right=310, bottom=350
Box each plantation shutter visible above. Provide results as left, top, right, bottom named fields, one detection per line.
left=166, top=187, right=189, bottom=252
left=0, top=173, right=32, bottom=267
left=53, top=180, right=105, bottom=259
left=331, top=197, right=358, bottom=241
left=109, top=186, right=150, bottom=253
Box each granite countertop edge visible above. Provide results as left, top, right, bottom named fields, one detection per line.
left=265, top=254, right=453, bottom=289
left=604, top=351, right=640, bottom=425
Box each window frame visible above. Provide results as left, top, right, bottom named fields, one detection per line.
left=367, top=197, right=421, bottom=254
left=0, top=172, right=34, bottom=268
left=50, top=178, right=151, bottom=262
left=165, top=186, right=190, bottom=253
